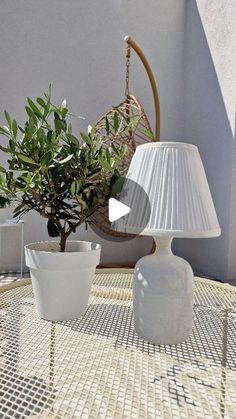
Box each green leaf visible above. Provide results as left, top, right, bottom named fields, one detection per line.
left=89, top=125, right=95, bottom=139
left=44, top=84, right=52, bottom=102
left=13, top=210, right=25, bottom=219
left=112, top=106, right=128, bottom=123
left=105, top=148, right=111, bottom=164
left=28, top=116, right=37, bottom=134
left=38, top=95, right=50, bottom=120
left=54, top=111, right=60, bottom=120
left=100, top=158, right=110, bottom=170
left=67, top=123, right=72, bottom=134
left=76, top=195, right=88, bottom=208
left=0, top=145, right=10, bottom=152
left=36, top=97, right=47, bottom=108
left=18, top=154, right=38, bottom=165
left=12, top=120, right=17, bottom=137
left=121, top=143, right=128, bottom=155
left=47, top=219, right=60, bottom=237
left=4, top=111, right=11, bottom=128
left=68, top=221, right=76, bottom=232
left=15, top=179, right=27, bottom=189
left=58, top=154, right=73, bottom=164
left=61, top=108, right=68, bottom=118
left=46, top=130, right=53, bottom=142
left=27, top=98, right=43, bottom=119
left=41, top=151, right=53, bottom=165
left=113, top=111, right=119, bottom=132
left=88, top=167, right=101, bottom=178
left=111, top=143, right=119, bottom=154
left=128, top=114, right=140, bottom=128
left=0, top=126, right=10, bottom=137
left=25, top=106, right=38, bottom=124
left=70, top=181, right=79, bottom=196
left=18, top=126, right=25, bottom=133
left=111, top=177, right=125, bottom=194
left=32, top=172, right=41, bottom=183
left=66, top=133, right=79, bottom=146
left=9, top=139, right=16, bottom=152
left=105, top=116, right=110, bottom=135
left=137, top=127, right=155, bottom=140
left=19, top=173, right=30, bottom=182
left=54, top=113, right=66, bottom=133
left=80, top=132, right=91, bottom=144
left=13, top=203, right=26, bottom=214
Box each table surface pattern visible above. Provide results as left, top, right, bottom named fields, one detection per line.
left=0, top=269, right=236, bottom=418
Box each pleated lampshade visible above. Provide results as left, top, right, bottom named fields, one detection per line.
left=112, top=142, right=221, bottom=237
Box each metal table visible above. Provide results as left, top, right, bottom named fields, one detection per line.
left=0, top=269, right=236, bottom=418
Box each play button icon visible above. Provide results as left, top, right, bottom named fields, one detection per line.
left=89, top=176, right=151, bottom=242
left=108, top=198, right=131, bottom=222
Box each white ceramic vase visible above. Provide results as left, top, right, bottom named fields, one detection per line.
left=25, top=241, right=101, bottom=321
left=133, top=237, right=193, bottom=345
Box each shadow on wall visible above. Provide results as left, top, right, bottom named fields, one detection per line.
left=173, top=0, right=235, bottom=281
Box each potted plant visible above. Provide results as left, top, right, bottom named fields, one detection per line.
left=0, top=89, right=131, bottom=321
left=0, top=195, right=12, bottom=223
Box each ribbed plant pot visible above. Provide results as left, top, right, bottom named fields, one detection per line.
left=25, top=241, right=101, bottom=321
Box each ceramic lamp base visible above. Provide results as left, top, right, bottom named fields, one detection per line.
left=133, top=237, right=193, bottom=345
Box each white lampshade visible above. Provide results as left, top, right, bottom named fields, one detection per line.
left=112, top=142, right=221, bottom=238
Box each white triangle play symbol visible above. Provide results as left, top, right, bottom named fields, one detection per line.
left=109, top=198, right=131, bottom=222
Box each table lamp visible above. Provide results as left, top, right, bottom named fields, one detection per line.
left=112, top=142, right=221, bottom=344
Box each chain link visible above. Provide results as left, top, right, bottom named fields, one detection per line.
left=125, top=43, right=131, bottom=98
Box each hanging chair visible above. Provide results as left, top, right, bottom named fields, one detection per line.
left=90, top=36, right=160, bottom=238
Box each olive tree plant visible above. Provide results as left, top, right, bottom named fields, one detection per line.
left=0, top=89, right=133, bottom=251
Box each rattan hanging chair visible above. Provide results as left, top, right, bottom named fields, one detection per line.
left=90, top=36, right=160, bottom=238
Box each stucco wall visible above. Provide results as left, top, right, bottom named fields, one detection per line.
left=0, top=0, right=235, bottom=279
left=173, top=0, right=236, bottom=280
left=0, top=0, right=186, bottom=268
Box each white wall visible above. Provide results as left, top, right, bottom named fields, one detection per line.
left=0, top=0, right=186, bottom=268
left=173, top=0, right=236, bottom=281
left=0, top=0, right=235, bottom=280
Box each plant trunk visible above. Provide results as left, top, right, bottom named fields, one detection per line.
left=60, top=232, right=67, bottom=252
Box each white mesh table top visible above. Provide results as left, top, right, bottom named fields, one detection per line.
left=0, top=269, right=236, bottom=418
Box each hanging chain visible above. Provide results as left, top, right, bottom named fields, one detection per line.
left=125, top=43, right=131, bottom=98
left=124, top=42, right=134, bottom=149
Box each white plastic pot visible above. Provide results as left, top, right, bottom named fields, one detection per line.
left=25, top=241, right=101, bottom=321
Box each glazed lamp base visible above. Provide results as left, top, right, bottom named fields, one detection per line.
left=133, top=237, right=194, bottom=345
